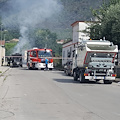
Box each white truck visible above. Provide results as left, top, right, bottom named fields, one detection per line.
left=72, top=40, right=118, bottom=84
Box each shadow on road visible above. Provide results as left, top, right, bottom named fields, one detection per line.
left=54, top=78, right=77, bottom=84
left=53, top=71, right=71, bottom=76
left=53, top=78, right=103, bottom=84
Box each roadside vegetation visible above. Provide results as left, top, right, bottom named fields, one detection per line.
left=90, top=0, right=120, bottom=48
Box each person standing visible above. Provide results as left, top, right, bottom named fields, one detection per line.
left=45, top=58, right=49, bottom=70
left=2, top=57, right=4, bottom=66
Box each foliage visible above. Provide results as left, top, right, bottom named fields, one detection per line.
left=5, top=42, right=18, bottom=55
left=7, top=29, right=20, bottom=40
left=30, top=29, right=62, bottom=57
left=90, top=0, right=120, bottom=48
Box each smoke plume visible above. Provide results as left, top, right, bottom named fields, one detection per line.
left=0, top=0, right=62, bottom=53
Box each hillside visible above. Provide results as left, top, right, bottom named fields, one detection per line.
left=38, top=0, right=107, bottom=39
left=59, top=0, right=103, bottom=27
left=0, top=0, right=108, bottom=39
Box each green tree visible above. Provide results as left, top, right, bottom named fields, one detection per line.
left=30, top=29, right=62, bottom=56
left=90, top=0, right=120, bottom=48
left=5, top=42, right=18, bottom=55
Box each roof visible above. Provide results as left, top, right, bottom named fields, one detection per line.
left=62, top=40, right=72, bottom=45
left=56, top=39, right=64, bottom=44
left=0, top=40, right=5, bottom=46
left=27, top=48, right=52, bottom=52
left=10, top=39, right=19, bottom=42
left=71, top=21, right=100, bottom=27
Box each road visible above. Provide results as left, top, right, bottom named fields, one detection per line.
left=0, top=67, right=120, bottom=120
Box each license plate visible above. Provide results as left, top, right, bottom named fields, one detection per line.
left=95, top=76, right=104, bottom=79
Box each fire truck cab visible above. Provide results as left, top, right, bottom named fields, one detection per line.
left=27, top=48, right=53, bottom=70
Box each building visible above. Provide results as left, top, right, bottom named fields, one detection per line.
left=10, top=39, right=19, bottom=42
left=6, top=39, right=19, bottom=43
left=71, top=21, right=92, bottom=44
left=0, top=40, right=5, bottom=66
left=62, top=21, right=93, bottom=66
left=56, top=39, right=64, bottom=44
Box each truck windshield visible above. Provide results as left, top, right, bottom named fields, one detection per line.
left=38, top=51, right=52, bottom=57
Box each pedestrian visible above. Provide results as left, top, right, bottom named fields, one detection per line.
left=7, top=57, right=10, bottom=66
left=45, top=58, right=49, bottom=70
left=2, top=57, right=4, bottom=66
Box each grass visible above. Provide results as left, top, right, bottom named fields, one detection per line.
left=0, top=71, right=2, bottom=73
left=3, top=75, right=8, bottom=82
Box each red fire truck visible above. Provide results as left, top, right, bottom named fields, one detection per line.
left=26, top=48, right=53, bottom=70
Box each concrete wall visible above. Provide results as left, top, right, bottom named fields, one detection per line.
left=72, top=23, right=79, bottom=44
left=78, top=22, right=90, bottom=41
left=0, top=46, right=5, bottom=66
left=72, top=22, right=90, bottom=44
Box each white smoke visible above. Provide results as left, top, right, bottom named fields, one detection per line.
left=1, top=0, right=63, bottom=53
left=14, top=26, right=30, bottom=53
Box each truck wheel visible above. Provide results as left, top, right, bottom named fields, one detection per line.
left=104, top=80, right=112, bottom=84
left=73, top=71, right=78, bottom=81
left=79, top=71, right=85, bottom=83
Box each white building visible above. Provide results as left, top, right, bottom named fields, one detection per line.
left=0, top=40, right=5, bottom=66
left=62, top=21, right=93, bottom=66
left=71, top=21, right=92, bottom=44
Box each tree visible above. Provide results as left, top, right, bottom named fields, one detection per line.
left=90, top=0, right=120, bottom=48
left=5, top=42, right=18, bottom=55
left=30, top=29, right=62, bottom=56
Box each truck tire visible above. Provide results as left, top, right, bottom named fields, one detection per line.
left=79, top=71, right=85, bottom=83
left=104, top=80, right=112, bottom=84
left=73, top=71, right=78, bottom=81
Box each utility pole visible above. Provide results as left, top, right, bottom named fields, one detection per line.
left=1, top=24, right=3, bottom=46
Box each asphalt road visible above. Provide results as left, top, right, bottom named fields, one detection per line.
left=0, top=67, right=120, bottom=120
